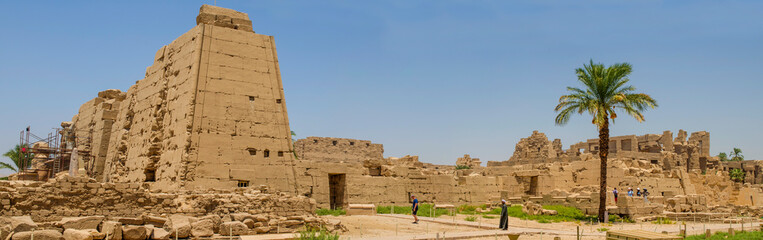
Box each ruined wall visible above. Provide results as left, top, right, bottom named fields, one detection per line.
left=102, top=23, right=203, bottom=187
left=455, top=154, right=482, bottom=168
left=507, top=131, right=564, bottom=164
left=184, top=6, right=296, bottom=191
left=70, top=90, right=125, bottom=180
left=0, top=175, right=314, bottom=223
left=294, top=137, right=383, bottom=163
left=61, top=5, right=300, bottom=191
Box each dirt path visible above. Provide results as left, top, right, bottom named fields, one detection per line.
left=323, top=214, right=762, bottom=239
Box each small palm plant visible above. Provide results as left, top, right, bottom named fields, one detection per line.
left=1, top=144, right=32, bottom=172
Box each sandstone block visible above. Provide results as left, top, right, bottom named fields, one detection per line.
left=120, top=226, right=146, bottom=240
left=219, top=221, right=247, bottom=236
left=150, top=228, right=169, bottom=240
left=140, top=216, right=166, bottom=228
left=190, top=220, right=214, bottom=237
left=60, top=216, right=104, bottom=230
left=199, top=215, right=220, bottom=233
left=99, top=221, right=122, bottom=240
left=63, top=229, right=92, bottom=240
left=165, top=215, right=191, bottom=238
left=0, top=216, right=38, bottom=233
left=253, top=226, right=271, bottom=234
left=11, top=230, right=64, bottom=240
left=242, top=219, right=255, bottom=228
left=84, top=230, right=104, bottom=240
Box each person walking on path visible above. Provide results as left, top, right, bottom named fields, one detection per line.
left=411, top=195, right=419, bottom=224
left=627, top=188, right=633, bottom=197
left=636, top=188, right=642, bottom=197
left=613, top=188, right=619, bottom=203
left=499, top=199, right=509, bottom=230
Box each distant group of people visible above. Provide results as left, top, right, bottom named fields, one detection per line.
left=612, top=187, right=650, bottom=203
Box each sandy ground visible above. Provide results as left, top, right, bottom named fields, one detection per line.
left=324, top=215, right=482, bottom=238
left=322, top=214, right=761, bottom=240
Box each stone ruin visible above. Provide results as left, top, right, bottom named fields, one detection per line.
left=3, top=4, right=763, bottom=239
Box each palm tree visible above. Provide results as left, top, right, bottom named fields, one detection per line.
left=554, top=60, right=658, bottom=222
left=729, top=148, right=744, bottom=161
left=717, top=152, right=729, bottom=161
left=1, top=144, right=32, bottom=172
left=291, top=131, right=299, bottom=159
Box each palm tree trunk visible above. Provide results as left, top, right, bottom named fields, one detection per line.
left=598, top=117, right=609, bottom=223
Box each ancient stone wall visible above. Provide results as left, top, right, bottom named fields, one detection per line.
left=0, top=175, right=313, bottom=223
left=455, top=154, right=482, bottom=168
left=294, top=137, right=383, bottom=163
left=57, top=5, right=297, bottom=191
left=70, top=90, right=125, bottom=180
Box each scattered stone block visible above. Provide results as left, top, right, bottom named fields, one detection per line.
left=63, top=229, right=92, bottom=240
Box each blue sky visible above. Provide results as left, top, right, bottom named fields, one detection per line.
left=1, top=1, right=761, bottom=176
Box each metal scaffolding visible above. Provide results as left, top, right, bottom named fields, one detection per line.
left=16, top=126, right=91, bottom=180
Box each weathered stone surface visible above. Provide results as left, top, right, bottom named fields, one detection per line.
left=99, top=221, right=121, bottom=240
left=0, top=216, right=38, bottom=233
left=219, top=221, right=247, bottom=236
left=456, top=154, right=482, bottom=168
left=199, top=215, right=220, bottom=233
left=120, top=226, right=146, bottom=240
left=165, top=215, right=191, bottom=238
left=190, top=219, right=214, bottom=237
left=253, top=226, right=271, bottom=234
left=63, top=229, right=92, bottom=240
left=115, top=218, right=142, bottom=226
left=11, top=230, right=63, bottom=240
left=60, top=216, right=104, bottom=230
left=242, top=219, right=255, bottom=229
left=150, top=227, right=169, bottom=240
left=83, top=230, right=104, bottom=240
left=141, top=216, right=166, bottom=227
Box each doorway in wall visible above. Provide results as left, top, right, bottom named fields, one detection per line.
left=329, top=174, right=346, bottom=210
left=527, top=176, right=539, bottom=196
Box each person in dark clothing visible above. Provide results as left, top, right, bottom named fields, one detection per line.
left=411, top=195, right=419, bottom=224
left=642, top=188, right=649, bottom=203
left=499, top=199, right=509, bottom=230
left=636, top=188, right=642, bottom=197
left=613, top=188, right=619, bottom=203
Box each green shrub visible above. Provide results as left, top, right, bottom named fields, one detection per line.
left=499, top=205, right=596, bottom=223
left=685, top=229, right=763, bottom=240
left=457, top=205, right=479, bottom=214
left=315, top=208, right=345, bottom=216
left=376, top=204, right=452, bottom=217
left=465, top=216, right=476, bottom=222
left=455, top=165, right=471, bottom=170
left=0, top=176, right=7, bottom=180
left=482, top=215, right=496, bottom=219
left=297, top=228, right=339, bottom=240
left=597, top=227, right=609, bottom=232
left=538, top=219, right=551, bottom=223
left=485, top=207, right=503, bottom=215
left=608, top=214, right=634, bottom=223
left=651, top=217, right=674, bottom=225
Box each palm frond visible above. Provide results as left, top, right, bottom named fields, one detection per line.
left=0, top=161, right=17, bottom=172
left=555, top=60, right=656, bottom=128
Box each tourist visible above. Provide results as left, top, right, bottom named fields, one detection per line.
left=627, top=187, right=634, bottom=197
left=411, top=195, right=419, bottom=224
left=642, top=188, right=650, bottom=203
left=636, top=188, right=642, bottom=197
left=499, top=199, right=509, bottom=230
left=613, top=188, right=619, bottom=203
